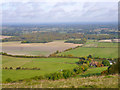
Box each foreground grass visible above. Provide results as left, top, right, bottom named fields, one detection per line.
left=2, top=74, right=118, bottom=88
left=2, top=56, right=79, bottom=82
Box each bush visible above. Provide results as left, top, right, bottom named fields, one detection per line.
left=10, top=67, right=13, bottom=69
left=102, top=60, right=110, bottom=66
left=87, top=55, right=92, bottom=58
left=82, top=64, right=89, bottom=71
left=31, top=76, right=44, bottom=80
left=6, top=78, right=12, bottom=82
left=45, top=72, right=62, bottom=80
left=16, top=67, right=21, bottom=70
left=101, top=61, right=119, bottom=75
left=62, top=70, right=73, bottom=79
left=108, top=61, right=119, bottom=74
left=73, top=67, right=83, bottom=74
left=5, top=67, right=8, bottom=69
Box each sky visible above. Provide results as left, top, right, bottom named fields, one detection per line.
left=1, top=1, right=118, bottom=24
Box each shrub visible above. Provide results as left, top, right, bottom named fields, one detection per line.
left=108, top=62, right=119, bottom=74
left=73, top=67, right=83, bottom=74
left=101, top=61, right=119, bottom=75
left=57, top=72, right=64, bottom=79
left=16, top=67, right=21, bottom=70
left=87, top=55, right=92, bottom=58
left=31, top=76, right=44, bottom=80
left=82, top=64, right=89, bottom=71
left=102, top=60, right=110, bottom=66
left=5, top=67, right=8, bottom=69
left=62, top=70, right=71, bottom=79
left=6, top=78, right=12, bottom=82
left=101, top=70, right=108, bottom=75
left=9, top=67, right=13, bottom=69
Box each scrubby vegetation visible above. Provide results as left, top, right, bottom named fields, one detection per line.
left=101, top=60, right=119, bottom=75
left=102, top=60, right=110, bottom=66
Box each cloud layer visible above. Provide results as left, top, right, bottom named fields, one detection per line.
left=2, top=2, right=118, bottom=23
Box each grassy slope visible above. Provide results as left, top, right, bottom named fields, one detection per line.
left=2, top=56, right=79, bottom=82
left=2, top=67, right=118, bottom=88
left=2, top=75, right=118, bottom=88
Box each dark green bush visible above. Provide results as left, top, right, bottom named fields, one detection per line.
left=31, top=76, right=44, bottom=80
left=73, top=67, right=83, bottom=74
left=101, top=60, right=119, bottom=75
left=6, top=78, right=12, bottom=82
left=82, top=64, right=89, bottom=72
left=102, top=60, right=110, bottom=66
left=62, top=70, right=73, bottom=79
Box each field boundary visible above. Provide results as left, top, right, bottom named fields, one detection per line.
left=1, top=52, right=118, bottom=61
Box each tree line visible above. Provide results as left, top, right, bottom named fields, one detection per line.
left=2, top=32, right=85, bottom=43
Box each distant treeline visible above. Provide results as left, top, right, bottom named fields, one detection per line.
left=86, top=34, right=117, bottom=40
left=65, top=38, right=87, bottom=44
left=2, top=32, right=85, bottom=43
left=2, top=32, right=117, bottom=43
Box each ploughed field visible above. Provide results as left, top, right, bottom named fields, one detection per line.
left=58, top=40, right=119, bottom=58
left=2, top=56, right=79, bottom=82
left=1, top=40, right=82, bottom=56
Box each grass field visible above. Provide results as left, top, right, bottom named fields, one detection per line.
left=84, top=40, right=119, bottom=48
left=58, top=40, right=118, bottom=58
left=2, top=67, right=118, bottom=88
left=2, top=56, right=79, bottom=82
left=1, top=40, right=118, bottom=88
left=58, top=47, right=118, bottom=58
left=1, top=41, right=82, bottom=56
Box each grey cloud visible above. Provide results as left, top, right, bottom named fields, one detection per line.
left=2, top=2, right=118, bottom=23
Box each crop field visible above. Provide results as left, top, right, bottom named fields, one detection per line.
left=2, top=56, right=79, bottom=82
left=58, top=40, right=118, bottom=58
left=1, top=41, right=82, bottom=56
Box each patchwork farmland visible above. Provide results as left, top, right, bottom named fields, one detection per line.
left=58, top=40, right=119, bottom=58
left=1, top=41, right=82, bottom=56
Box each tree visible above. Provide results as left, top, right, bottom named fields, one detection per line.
left=102, top=60, right=110, bottom=66
left=87, top=55, right=92, bottom=58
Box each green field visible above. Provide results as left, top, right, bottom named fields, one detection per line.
left=2, top=56, right=79, bottom=82
left=58, top=40, right=118, bottom=58
left=2, top=67, right=118, bottom=88
left=58, top=47, right=118, bottom=58
left=83, top=40, right=119, bottom=47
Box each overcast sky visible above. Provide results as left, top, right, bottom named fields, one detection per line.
left=2, top=1, right=118, bottom=24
